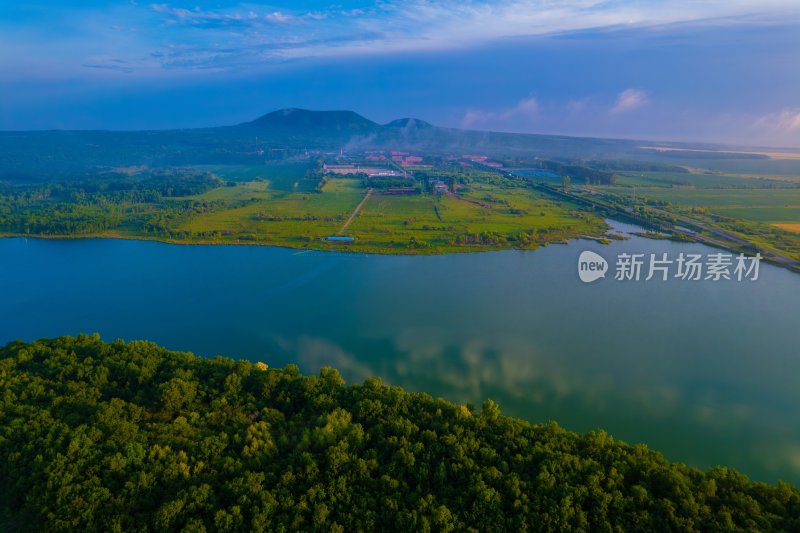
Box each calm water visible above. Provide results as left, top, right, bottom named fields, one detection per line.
left=2, top=225, right=799, bottom=483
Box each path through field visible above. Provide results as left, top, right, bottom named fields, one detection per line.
left=339, top=188, right=372, bottom=233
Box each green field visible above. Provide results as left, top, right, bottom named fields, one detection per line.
left=6, top=156, right=799, bottom=260
left=627, top=188, right=800, bottom=224
left=333, top=181, right=604, bottom=251
left=630, top=187, right=800, bottom=208
left=589, top=171, right=800, bottom=263
left=169, top=175, right=607, bottom=253
left=177, top=178, right=365, bottom=245
left=613, top=171, right=798, bottom=189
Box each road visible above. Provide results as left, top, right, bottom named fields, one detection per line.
left=339, top=188, right=372, bottom=234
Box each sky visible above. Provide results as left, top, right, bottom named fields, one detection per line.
left=1, top=1, right=799, bottom=147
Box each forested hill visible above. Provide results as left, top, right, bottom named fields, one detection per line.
left=241, top=108, right=381, bottom=133
left=1, top=336, right=799, bottom=531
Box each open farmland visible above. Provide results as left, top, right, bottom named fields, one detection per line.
left=171, top=172, right=608, bottom=253
left=629, top=188, right=800, bottom=226
left=176, top=178, right=366, bottom=245
left=345, top=180, right=605, bottom=252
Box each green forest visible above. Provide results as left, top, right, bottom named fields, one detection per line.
left=1, top=335, right=799, bottom=532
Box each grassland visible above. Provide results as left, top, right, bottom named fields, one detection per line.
left=589, top=169, right=800, bottom=264
left=176, top=177, right=366, bottom=246
left=5, top=157, right=798, bottom=262
left=346, top=181, right=599, bottom=251
left=613, top=170, right=798, bottom=188
left=171, top=172, right=606, bottom=253
left=17, top=162, right=598, bottom=254
left=618, top=187, right=800, bottom=232
left=620, top=187, right=800, bottom=210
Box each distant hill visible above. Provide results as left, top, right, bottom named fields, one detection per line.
left=385, top=118, right=433, bottom=129
left=2, top=107, right=777, bottom=182
left=243, top=108, right=380, bottom=133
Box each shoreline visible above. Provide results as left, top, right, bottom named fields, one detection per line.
left=4, top=223, right=798, bottom=273
left=0, top=230, right=596, bottom=256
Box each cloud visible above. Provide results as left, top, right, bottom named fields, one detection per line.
left=610, top=88, right=649, bottom=114
left=74, top=1, right=796, bottom=73
left=755, top=108, right=800, bottom=131
left=461, top=96, right=539, bottom=128
left=1, top=1, right=795, bottom=78
left=149, top=4, right=300, bottom=29
left=82, top=63, right=134, bottom=73
left=747, top=108, right=800, bottom=146
left=516, top=97, right=539, bottom=114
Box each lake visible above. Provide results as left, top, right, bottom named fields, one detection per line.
left=2, top=224, right=799, bottom=484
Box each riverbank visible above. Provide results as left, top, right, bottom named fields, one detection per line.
left=5, top=214, right=798, bottom=275
left=3, top=226, right=800, bottom=485
left=0, top=225, right=610, bottom=256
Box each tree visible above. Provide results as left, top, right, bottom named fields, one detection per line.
left=2, top=335, right=799, bottom=532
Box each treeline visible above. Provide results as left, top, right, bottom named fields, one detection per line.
left=0, top=202, right=122, bottom=235
left=304, top=159, right=326, bottom=192
left=362, top=176, right=415, bottom=190
left=646, top=150, right=769, bottom=160
left=0, top=170, right=222, bottom=235
left=584, top=159, right=689, bottom=173
left=16, top=169, right=223, bottom=201
left=540, top=160, right=617, bottom=185
left=2, top=335, right=799, bottom=532
left=498, top=159, right=619, bottom=185
left=0, top=130, right=308, bottom=183
left=95, top=169, right=223, bottom=198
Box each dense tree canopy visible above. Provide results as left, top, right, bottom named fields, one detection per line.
left=1, top=335, right=799, bottom=532
left=0, top=171, right=223, bottom=236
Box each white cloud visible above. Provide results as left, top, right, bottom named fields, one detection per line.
left=461, top=96, right=539, bottom=128
left=757, top=108, right=800, bottom=131
left=4, top=1, right=797, bottom=77
left=610, top=88, right=649, bottom=114
left=516, top=97, right=539, bottom=114
left=334, top=0, right=799, bottom=57
left=131, top=1, right=800, bottom=70
left=747, top=108, right=800, bottom=146
left=149, top=3, right=300, bottom=27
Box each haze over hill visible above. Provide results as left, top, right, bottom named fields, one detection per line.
left=2, top=108, right=798, bottom=182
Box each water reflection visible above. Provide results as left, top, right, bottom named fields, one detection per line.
left=1, top=228, right=799, bottom=483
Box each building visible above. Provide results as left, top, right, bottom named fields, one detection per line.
left=400, top=156, right=424, bottom=166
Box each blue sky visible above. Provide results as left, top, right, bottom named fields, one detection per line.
left=1, top=1, right=799, bottom=146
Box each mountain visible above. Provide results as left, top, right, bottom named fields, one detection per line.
left=0, top=107, right=750, bottom=182
left=243, top=108, right=379, bottom=133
